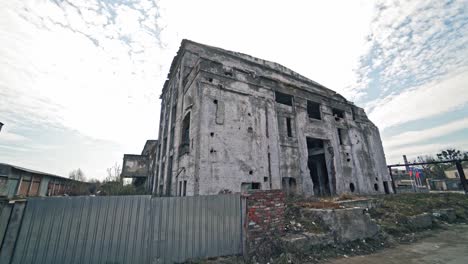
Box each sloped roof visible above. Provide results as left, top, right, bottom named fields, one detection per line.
left=0, top=162, right=72, bottom=180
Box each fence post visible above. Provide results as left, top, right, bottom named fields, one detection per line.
left=455, top=161, right=467, bottom=194
left=388, top=167, right=397, bottom=194
left=0, top=201, right=26, bottom=263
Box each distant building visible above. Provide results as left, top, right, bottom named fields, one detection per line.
left=148, top=40, right=392, bottom=197
left=444, top=161, right=468, bottom=179
left=0, top=163, right=83, bottom=198
left=121, top=140, right=158, bottom=191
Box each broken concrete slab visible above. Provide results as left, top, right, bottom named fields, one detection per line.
left=432, top=208, right=457, bottom=223
left=336, top=198, right=383, bottom=209
left=282, top=232, right=334, bottom=247
left=407, top=213, right=433, bottom=229
left=306, top=208, right=380, bottom=242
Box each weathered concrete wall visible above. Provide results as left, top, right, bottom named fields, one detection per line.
left=152, top=40, right=392, bottom=196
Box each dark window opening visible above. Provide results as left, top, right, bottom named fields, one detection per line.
left=351, top=108, right=356, bottom=120
left=307, top=138, right=324, bottom=149
left=183, top=180, right=187, bottom=196
left=332, top=108, right=345, bottom=120
left=275, top=91, right=293, bottom=106
left=162, top=137, right=167, bottom=155
left=286, top=118, right=293, bottom=137
left=349, top=183, right=355, bottom=192
left=374, top=183, right=379, bottom=191
left=241, top=182, right=261, bottom=191
left=307, top=101, right=321, bottom=120
left=264, top=177, right=268, bottom=182
left=166, top=156, right=173, bottom=196
left=180, top=113, right=191, bottom=155
left=249, top=170, right=253, bottom=175
left=337, top=128, right=348, bottom=145
left=171, top=105, right=177, bottom=125
left=337, top=129, right=344, bottom=145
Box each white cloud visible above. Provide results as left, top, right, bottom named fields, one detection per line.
left=1, top=0, right=467, bottom=177
left=352, top=0, right=468, bottom=101
left=158, top=0, right=375, bottom=99
left=383, top=117, right=468, bottom=150
left=367, top=69, right=468, bottom=129
left=0, top=0, right=165, bottom=150
left=385, top=140, right=468, bottom=164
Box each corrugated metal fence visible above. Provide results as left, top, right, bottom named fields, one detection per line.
left=0, top=194, right=245, bottom=264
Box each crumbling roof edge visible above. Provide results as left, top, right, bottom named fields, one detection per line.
left=160, top=39, right=348, bottom=101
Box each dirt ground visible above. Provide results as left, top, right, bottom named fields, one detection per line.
left=326, top=224, right=468, bottom=264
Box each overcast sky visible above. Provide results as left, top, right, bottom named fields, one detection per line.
left=1, top=0, right=467, bottom=180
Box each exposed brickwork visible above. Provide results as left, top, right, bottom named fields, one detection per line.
left=245, top=190, right=285, bottom=244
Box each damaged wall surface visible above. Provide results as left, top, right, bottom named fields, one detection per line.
left=151, top=40, right=393, bottom=197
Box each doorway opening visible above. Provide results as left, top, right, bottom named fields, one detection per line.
left=282, top=177, right=297, bottom=196
left=383, top=181, right=390, bottom=194
left=307, top=138, right=331, bottom=196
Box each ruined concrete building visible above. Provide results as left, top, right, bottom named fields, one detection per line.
left=151, top=40, right=392, bottom=197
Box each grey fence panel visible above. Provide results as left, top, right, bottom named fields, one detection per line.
left=10, top=196, right=153, bottom=264
left=6, top=194, right=243, bottom=264
left=148, top=194, right=243, bottom=264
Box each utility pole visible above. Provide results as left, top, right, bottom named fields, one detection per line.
left=403, top=155, right=417, bottom=192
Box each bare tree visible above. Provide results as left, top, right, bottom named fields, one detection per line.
left=105, top=162, right=122, bottom=183
left=413, top=155, right=446, bottom=179
left=69, top=168, right=86, bottom=182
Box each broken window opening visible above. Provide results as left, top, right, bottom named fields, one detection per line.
left=349, top=183, right=355, bottom=192
left=275, top=91, right=293, bottom=106
left=332, top=108, right=345, bottom=120
left=241, top=182, right=261, bottom=192
left=374, top=183, right=379, bottom=191
left=183, top=180, right=187, bottom=196
left=180, top=112, right=191, bottom=155
left=307, top=101, right=321, bottom=120
left=166, top=156, right=173, bottom=196
left=160, top=162, right=165, bottom=183
left=171, top=104, right=177, bottom=125
left=337, top=129, right=347, bottom=146
left=169, top=128, right=175, bottom=149
left=286, top=118, right=293, bottom=137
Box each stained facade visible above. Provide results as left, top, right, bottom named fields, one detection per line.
left=151, top=40, right=393, bottom=197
